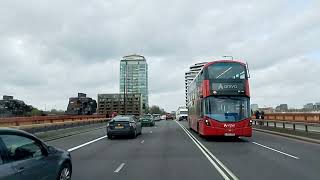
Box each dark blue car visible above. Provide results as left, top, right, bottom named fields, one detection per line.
left=107, top=115, right=142, bottom=139
left=0, top=128, right=72, bottom=180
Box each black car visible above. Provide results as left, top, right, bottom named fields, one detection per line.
left=0, top=128, right=72, bottom=180
left=107, top=115, right=142, bottom=139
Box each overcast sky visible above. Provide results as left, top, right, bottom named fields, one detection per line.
left=1, top=0, right=319, bottom=111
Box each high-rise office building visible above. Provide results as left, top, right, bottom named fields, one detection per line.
left=120, top=54, right=148, bottom=112
left=185, top=62, right=207, bottom=106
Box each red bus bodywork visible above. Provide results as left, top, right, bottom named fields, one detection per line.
left=188, top=60, right=252, bottom=137
left=190, top=117, right=252, bottom=137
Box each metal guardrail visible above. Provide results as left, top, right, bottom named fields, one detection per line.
left=252, top=119, right=320, bottom=133
left=19, top=119, right=109, bottom=134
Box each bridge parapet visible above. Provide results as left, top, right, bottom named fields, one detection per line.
left=253, top=113, right=320, bottom=123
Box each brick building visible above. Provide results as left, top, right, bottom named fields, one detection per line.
left=97, top=93, right=142, bottom=116
left=66, top=93, right=97, bottom=115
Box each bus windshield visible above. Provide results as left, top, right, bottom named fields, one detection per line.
left=207, top=63, right=247, bottom=79
left=203, top=96, right=250, bottom=122
left=180, top=111, right=188, bottom=115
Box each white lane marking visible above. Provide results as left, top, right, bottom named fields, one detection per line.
left=114, top=163, right=125, bottom=173
left=176, top=121, right=238, bottom=180
left=67, top=135, right=108, bottom=152
left=155, top=127, right=157, bottom=128
left=252, top=142, right=300, bottom=159
left=150, top=131, right=153, bottom=133
left=141, top=140, right=145, bottom=144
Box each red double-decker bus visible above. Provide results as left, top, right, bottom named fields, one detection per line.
left=187, top=60, right=252, bottom=137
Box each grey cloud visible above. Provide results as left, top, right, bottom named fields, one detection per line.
left=0, top=0, right=319, bottom=111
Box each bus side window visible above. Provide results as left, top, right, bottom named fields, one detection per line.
left=201, top=99, right=205, bottom=117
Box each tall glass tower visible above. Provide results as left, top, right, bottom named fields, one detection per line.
left=120, top=54, right=148, bottom=113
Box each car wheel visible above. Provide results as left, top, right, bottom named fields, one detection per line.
left=57, top=163, right=72, bottom=180
left=132, top=130, right=137, bottom=139
left=107, top=134, right=113, bottom=139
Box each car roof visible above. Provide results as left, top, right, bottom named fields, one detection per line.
left=113, top=116, right=132, bottom=120
left=0, top=127, right=39, bottom=139
left=114, top=115, right=132, bottom=118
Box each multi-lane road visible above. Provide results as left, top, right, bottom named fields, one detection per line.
left=47, top=120, right=320, bottom=180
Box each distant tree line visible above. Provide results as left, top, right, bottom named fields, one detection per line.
left=148, top=105, right=167, bottom=115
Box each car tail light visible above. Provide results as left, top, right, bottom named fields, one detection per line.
left=248, top=120, right=252, bottom=127
left=205, top=119, right=211, bottom=126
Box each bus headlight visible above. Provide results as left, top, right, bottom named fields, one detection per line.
left=205, top=119, right=211, bottom=126
left=248, top=120, right=252, bottom=127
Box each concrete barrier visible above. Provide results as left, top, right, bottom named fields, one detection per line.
left=0, top=115, right=106, bottom=127
left=0, top=115, right=110, bottom=133
left=10, top=118, right=109, bottom=134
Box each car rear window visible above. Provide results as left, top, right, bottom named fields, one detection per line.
left=113, top=117, right=130, bottom=122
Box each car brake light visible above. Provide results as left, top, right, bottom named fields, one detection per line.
left=205, top=119, right=211, bottom=126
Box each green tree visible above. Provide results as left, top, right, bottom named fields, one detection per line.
left=30, top=108, right=42, bottom=116
left=24, top=107, right=43, bottom=116
left=48, top=109, right=65, bottom=115
left=149, top=105, right=167, bottom=115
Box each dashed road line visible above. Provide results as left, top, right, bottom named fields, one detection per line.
left=67, top=135, right=108, bottom=152
left=114, top=163, right=126, bottom=173
left=252, top=142, right=300, bottom=159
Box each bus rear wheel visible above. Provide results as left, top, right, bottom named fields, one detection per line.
left=197, top=123, right=200, bottom=134
left=188, top=120, right=192, bottom=130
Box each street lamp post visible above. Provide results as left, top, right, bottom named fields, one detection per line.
left=223, top=55, right=234, bottom=61
left=123, top=61, right=127, bottom=115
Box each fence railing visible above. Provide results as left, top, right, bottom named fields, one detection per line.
left=252, top=119, right=320, bottom=133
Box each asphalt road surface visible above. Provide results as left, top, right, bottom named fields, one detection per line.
left=47, top=120, right=320, bottom=180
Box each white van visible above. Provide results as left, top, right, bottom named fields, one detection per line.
left=176, top=107, right=188, bottom=121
